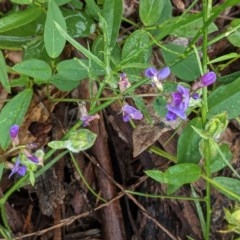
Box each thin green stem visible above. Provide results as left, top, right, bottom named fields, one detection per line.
left=149, top=146, right=177, bottom=163
left=202, top=1, right=212, bottom=239
left=126, top=190, right=205, bottom=202
left=69, top=152, right=106, bottom=203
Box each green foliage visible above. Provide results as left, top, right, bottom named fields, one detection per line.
left=102, top=0, right=122, bottom=48
left=0, top=51, right=10, bottom=92
left=48, top=129, right=97, bottom=153
left=208, top=77, right=240, bottom=119
left=13, top=59, right=52, bottom=81
left=1, top=0, right=240, bottom=238
left=0, top=89, right=32, bottom=150
left=145, top=163, right=201, bottom=186
left=213, top=177, right=240, bottom=202
left=161, top=43, right=201, bottom=81
left=44, top=0, right=67, bottom=58
left=177, top=117, right=202, bottom=164
left=139, top=0, right=164, bottom=26
left=121, top=29, right=151, bottom=74
left=0, top=6, right=42, bottom=33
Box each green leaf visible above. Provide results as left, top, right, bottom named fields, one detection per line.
left=208, top=52, right=239, bottom=64
left=139, top=0, right=164, bottom=26
left=85, top=0, right=101, bottom=19
left=0, top=50, right=10, bottom=92
left=145, top=163, right=201, bottom=186
left=49, top=74, right=80, bottom=91
left=122, top=29, right=151, bottom=74
left=171, top=17, right=218, bottom=38
left=48, top=129, right=97, bottom=153
left=0, top=6, right=42, bottom=33
left=44, top=0, right=67, bottom=58
left=63, top=9, right=95, bottom=38
left=161, top=43, right=201, bottom=81
left=13, top=59, right=52, bottom=80
left=102, top=0, right=122, bottom=48
left=227, top=19, right=240, bottom=47
left=213, top=177, right=240, bottom=201
left=0, top=89, right=33, bottom=149
left=56, top=58, right=104, bottom=81
left=210, top=144, right=232, bottom=173
left=208, top=77, right=240, bottom=119
left=177, top=118, right=202, bottom=164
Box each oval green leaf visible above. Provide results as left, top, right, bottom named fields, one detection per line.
left=102, top=0, right=122, bottom=47
left=145, top=163, right=201, bottom=186
left=44, top=0, right=67, bottom=58
left=139, top=0, right=164, bottom=26
left=0, top=89, right=33, bottom=149
left=13, top=59, right=52, bottom=81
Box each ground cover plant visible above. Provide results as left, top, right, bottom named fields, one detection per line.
left=0, top=0, right=240, bottom=239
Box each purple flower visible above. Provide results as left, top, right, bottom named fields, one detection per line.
left=9, top=124, right=19, bottom=140
left=118, top=73, right=131, bottom=92
left=166, top=85, right=190, bottom=121
left=122, top=104, right=143, bottom=122
left=9, top=124, right=20, bottom=147
left=192, top=71, right=216, bottom=91
left=200, top=71, right=216, bottom=87
left=145, top=67, right=170, bottom=90
left=80, top=114, right=100, bottom=127
left=9, top=157, right=27, bottom=178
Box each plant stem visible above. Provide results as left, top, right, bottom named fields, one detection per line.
left=202, top=1, right=212, bottom=239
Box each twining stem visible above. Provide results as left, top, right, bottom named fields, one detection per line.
left=202, top=0, right=212, bottom=239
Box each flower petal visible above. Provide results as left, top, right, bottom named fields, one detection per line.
left=144, top=67, right=158, bottom=78
left=122, top=104, right=143, bottom=122
left=200, top=71, right=216, bottom=86
left=157, top=67, right=170, bottom=79
left=167, top=105, right=186, bottom=120
left=9, top=124, right=19, bottom=139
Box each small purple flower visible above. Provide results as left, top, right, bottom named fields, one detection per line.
left=145, top=67, right=170, bottom=91
left=118, top=73, right=131, bottom=92
left=122, top=104, right=143, bottom=122
left=166, top=85, right=190, bottom=121
left=9, top=157, right=27, bottom=178
left=9, top=124, right=19, bottom=140
left=200, top=71, right=216, bottom=87
left=80, top=114, right=100, bottom=127
left=192, top=71, right=216, bottom=91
